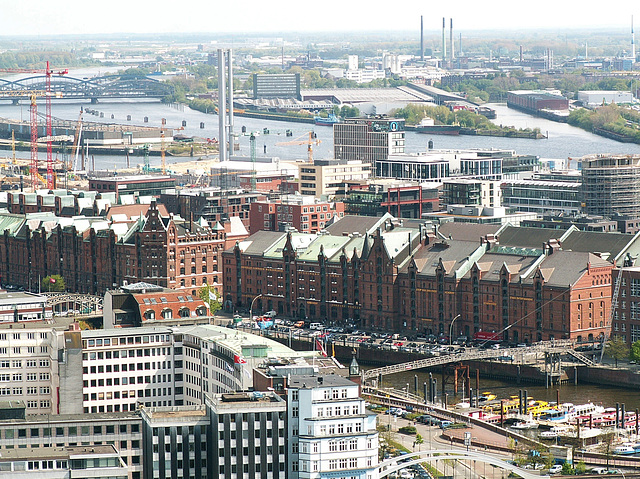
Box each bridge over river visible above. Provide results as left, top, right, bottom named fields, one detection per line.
left=0, top=74, right=174, bottom=102
left=362, top=340, right=596, bottom=381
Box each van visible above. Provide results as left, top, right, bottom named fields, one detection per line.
left=309, top=323, right=324, bottom=330
left=263, top=310, right=277, bottom=318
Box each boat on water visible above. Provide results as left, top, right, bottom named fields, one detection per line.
left=539, top=402, right=605, bottom=423
left=512, top=420, right=539, bottom=430
left=477, top=392, right=496, bottom=403
left=314, top=113, right=340, bottom=126
left=414, top=117, right=460, bottom=135
left=613, top=444, right=637, bottom=455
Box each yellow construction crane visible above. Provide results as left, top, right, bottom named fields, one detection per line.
left=276, top=131, right=321, bottom=163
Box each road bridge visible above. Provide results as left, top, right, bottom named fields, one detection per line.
left=0, top=74, right=174, bottom=102
left=379, top=449, right=548, bottom=479
left=362, top=340, right=584, bottom=380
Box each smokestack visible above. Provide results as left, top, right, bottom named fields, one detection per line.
left=420, top=16, right=424, bottom=61
left=459, top=32, right=462, bottom=57
left=450, top=18, right=454, bottom=66
left=442, top=17, right=446, bottom=67
left=633, top=15, right=636, bottom=62
left=519, top=45, right=523, bottom=63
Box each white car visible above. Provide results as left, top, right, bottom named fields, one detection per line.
left=549, top=465, right=563, bottom=474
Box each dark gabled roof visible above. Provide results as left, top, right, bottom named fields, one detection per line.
left=405, top=239, right=480, bottom=276
left=324, top=214, right=390, bottom=236
left=437, top=222, right=502, bottom=242
left=538, top=251, right=610, bottom=287
left=560, top=230, right=635, bottom=262
left=468, top=252, right=540, bottom=282
left=498, top=225, right=566, bottom=249
left=236, top=230, right=287, bottom=256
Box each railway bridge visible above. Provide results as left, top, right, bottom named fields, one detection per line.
left=0, top=74, right=174, bottom=102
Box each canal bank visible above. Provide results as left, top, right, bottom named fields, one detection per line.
left=273, top=335, right=640, bottom=395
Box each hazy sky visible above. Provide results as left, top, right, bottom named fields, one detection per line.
left=0, top=0, right=638, bottom=37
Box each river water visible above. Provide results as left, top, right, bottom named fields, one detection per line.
left=0, top=95, right=638, bottom=171
left=374, top=367, right=640, bottom=412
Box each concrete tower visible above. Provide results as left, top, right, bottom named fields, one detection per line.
left=420, top=15, right=424, bottom=61
left=217, top=48, right=234, bottom=162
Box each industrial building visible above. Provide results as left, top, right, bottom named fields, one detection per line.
left=506, top=90, right=569, bottom=113
left=581, top=154, right=640, bottom=217
left=577, top=90, right=634, bottom=106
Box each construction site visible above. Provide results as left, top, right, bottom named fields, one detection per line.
left=581, top=154, right=640, bottom=217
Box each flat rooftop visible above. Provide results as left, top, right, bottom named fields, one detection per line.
left=0, top=445, right=119, bottom=461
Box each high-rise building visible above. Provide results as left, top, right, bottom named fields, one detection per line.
left=333, top=117, right=405, bottom=163
left=287, top=374, right=378, bottom=479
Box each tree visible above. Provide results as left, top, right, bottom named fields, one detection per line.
left=630, top=340, right=640, bottom=362
left=414, top=433, right=424, bottom=451
left=598, top=431, right=616, bottom=468
left=42, top=275, right=65, bottom=292
left=605, top=337, right=629, bottom=367
left=574, top=461, right=587, bottom=475
left=198, top=284, right=222, bottom=316
left=561, top=461, right=575, bottom=475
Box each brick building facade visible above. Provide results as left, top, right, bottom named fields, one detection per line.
left=223, top=217, right=615, bottom=343
left=249, top=199, right=345, bottom=234
left=0, top=202, right=237, bottom=297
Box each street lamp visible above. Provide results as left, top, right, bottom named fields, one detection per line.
left=449, top=314, right=461, bottom=347
left=249, top=294, right=263, bottom=325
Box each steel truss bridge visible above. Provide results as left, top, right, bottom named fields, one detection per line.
left=379, top=449, right=547, bottom=479
left=363, top=340, right=596, bottom=381
left=0, top=74, right=174, bottom=102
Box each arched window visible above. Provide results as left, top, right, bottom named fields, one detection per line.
left=162, top=309, right=172, bottom=320
left=143, top=310, right=155, bottom=320
left=179, top=307, right=190, bottom=318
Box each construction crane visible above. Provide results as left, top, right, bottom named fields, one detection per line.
left=71, top=107, right=84, bottom=174
left=276, top=131, right=321, bottom=163
left=0, top=62, right=68, bottom=189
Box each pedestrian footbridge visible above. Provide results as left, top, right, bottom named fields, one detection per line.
left=379, top=449, right=548, bottom=479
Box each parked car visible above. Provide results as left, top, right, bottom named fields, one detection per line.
left=549, top=465, right=563, bottom=474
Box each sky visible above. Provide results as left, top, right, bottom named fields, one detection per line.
left=0, top=0, right=638, bottom=37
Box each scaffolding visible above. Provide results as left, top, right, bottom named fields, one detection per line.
left=582, top=154, right=640, bottom=217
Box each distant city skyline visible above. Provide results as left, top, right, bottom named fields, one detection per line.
left=0, top=0, right=638, bottom=38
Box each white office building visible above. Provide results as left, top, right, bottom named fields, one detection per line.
left=287, top=375, right=378, bottom=479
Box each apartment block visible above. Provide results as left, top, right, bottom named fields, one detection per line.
left=287, top=375, right=378, bottom=479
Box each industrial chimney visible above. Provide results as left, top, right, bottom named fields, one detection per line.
left=450, top=18, right=454, bottom=66
left=442, top=17, right=446, bottom=67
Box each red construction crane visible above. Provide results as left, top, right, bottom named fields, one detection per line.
left=0, top=62, right=68, bottom=189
